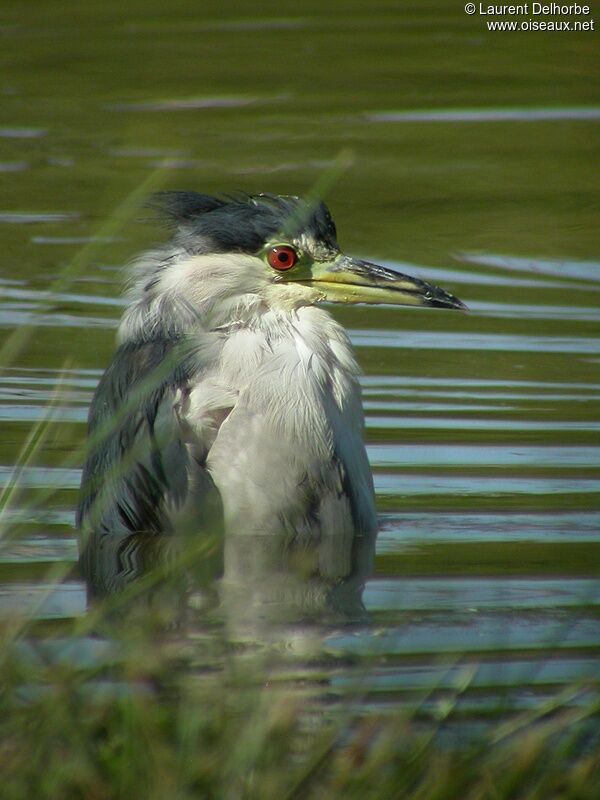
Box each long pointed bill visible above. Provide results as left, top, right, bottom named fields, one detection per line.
left=298, top=255, right=466, bottom=310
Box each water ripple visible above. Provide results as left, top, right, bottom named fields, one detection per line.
left=367, top=106, right=600, bottom=123
left=351, top=329, right=600, bottom=354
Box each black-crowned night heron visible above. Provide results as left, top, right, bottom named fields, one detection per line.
left=77, top=192, right=464, bottom=615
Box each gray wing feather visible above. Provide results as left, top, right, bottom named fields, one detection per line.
left=77, top=337, right=221, bottom=595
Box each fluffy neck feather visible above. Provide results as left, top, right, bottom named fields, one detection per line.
left=118, top=250, right=323, bottom=344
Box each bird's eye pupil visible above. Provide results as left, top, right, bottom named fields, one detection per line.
left=267, top=246, right=297, bottom=271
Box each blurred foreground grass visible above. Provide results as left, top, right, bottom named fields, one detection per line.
left=1, top=604, right=600, bottom=800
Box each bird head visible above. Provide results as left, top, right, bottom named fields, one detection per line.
left=120, top=192, right=465, bottom=342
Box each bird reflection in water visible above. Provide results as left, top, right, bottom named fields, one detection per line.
left=77, top=193, right=464, bottom=629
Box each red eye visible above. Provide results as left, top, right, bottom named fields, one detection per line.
left=267, top=246, right=297, bottom=271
